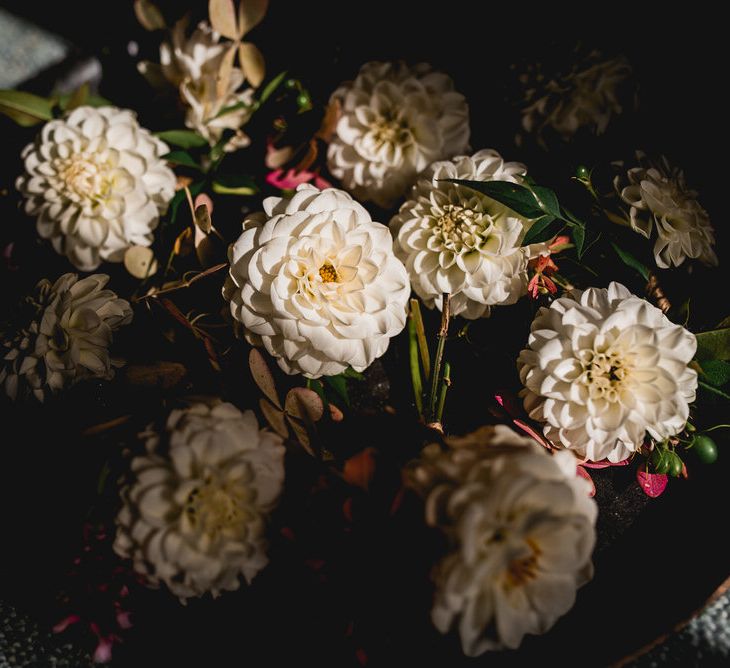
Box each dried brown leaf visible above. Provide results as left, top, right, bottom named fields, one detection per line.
left=249, top=348, right=282, bottom=408
left=237, top=0, right=269, bottom=36
left=285, top=387, right=324, bottom=422
left=260, top=398, right=288, bottom=437
left=82, top=415, right=132, bottom=437
left=172, top=226, right=194, bottom=257
left=123, top=361, right=187, bottom=389
left=285, top=414, right=315, bottom=456
left=134, top=0, right=166, bottom=30
left=124, top=246, right=158, bottom=279
left=216, top=45, right=237, bottom=100
left=194, top=204, right=212, bottom=234
left=238, top=42, right=265, bottom=88
left=209, top=0, right=239, bottom=39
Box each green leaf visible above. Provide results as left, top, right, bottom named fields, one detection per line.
left=0, top=89, right=53, bottom=126
left=162, top=150, right=201, bottom=169
left=699, top=380, right=730, bottom=402
left=342, top=367, right=365, bottom=380
left=522, top=215, right=558, bottom=245
left=166, top=181, right=204, bottom=227
left=610, top=242, right=650, bottom=280
left=325, top=374, right=349, bottom=407
left=573, top=224, right=586, bottom=258
left=696, top=329, right=730, bottom=362
left=156, top=130, right=209, bottom=149
left=699, top=359, right=730, bottom=386
left=445, top=179, right=545, bottom=219
left=258, top=70, right=288, bottom=105
left=212, top=173, right=257, bottom=196
left=530, top=186, right=562, bottom=219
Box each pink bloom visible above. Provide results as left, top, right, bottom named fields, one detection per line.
left=266, top=168, right=332, bottom=191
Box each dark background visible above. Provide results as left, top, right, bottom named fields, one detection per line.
left=1, top=2, right=728, bottom=666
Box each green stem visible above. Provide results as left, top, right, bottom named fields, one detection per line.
left=699, top=381, right=730, bottom=401
left=703, top=424, right=730, bottom=433
left=428, top=293, right=451, bottom=424
left=410, top=298, right=431, bottom=381
left=408, top=316, right=424, bottom=416
left=436, top=362, right=451, bottom=425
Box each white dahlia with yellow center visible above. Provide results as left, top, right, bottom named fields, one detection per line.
left=114, top=401, right=285, bottom=600
left=614, top=152, right=717, bottom=268
left=0, top=273, right=132, bottom=402
left=408, top=425, right=596, bottom=655
left=518, top=282, right=698, bottom=463
left=224, top=184, right=411, bottom=378
left=390, top=149, right=542, bottom=319
left=327, top=61, right=470, bottom=208
left=16, top=106, right=176, bottom=271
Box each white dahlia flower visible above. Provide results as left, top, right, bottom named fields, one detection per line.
left=408, top=425, right=596, bottom=655
left=518, top=282, right=697, bottom=463
left=15, top=106, right=175, bottom=271
left=390, top=149, right=543, bottom=319
left=158, top=21, right=255, bottom=151
left=327, top=61, right=470, bottom=208
left=0, top=273, right=132, bottom=402
left=114, top=401, right=285, bottom=600
left=519, top=52, right=631, bottom=146
left=614, top=153, right=717, bottom=268
left=224, top=184, right=410, bottom=378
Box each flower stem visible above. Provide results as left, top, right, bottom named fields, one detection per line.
left=702, top=424, right=730, bottom=433
left=409, top=298, right=431, bottom=382
left=698, top=381, right=730, bottom=401
left=436, top=362, right=451, bottom=425
left=428, top=293, right=451, bottom=425
left=408, top=315, right=424, bottom=416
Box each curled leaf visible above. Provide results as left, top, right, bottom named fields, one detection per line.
left=239, top=42, right=265, bottom=88
left=343, top=448, right=377, bottom=490
left=259, top=398, right=288, bottom=437
left=209, top=0, right=239, bottom=39
left=172, top=226, right=194, bottom=257
left=124, top=246, right=158, bottom=279
left=637, top=469, right=668, bottom=498
left=249, top=349, right=281, bottom=408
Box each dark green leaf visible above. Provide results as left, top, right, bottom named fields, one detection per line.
left=156, top=130, right=209, bottom=149
left=696, top=329, right=730, bottom=362
left=610, top=242, right=650, bottom=280
left=342, top=367, right=365, bottom=380
left=522, top=216, right=557, bottom=245
left=325, top=374, right=349, bottom=407
left=699, top=360, right=730, bottom=386
left=258, top=70, right=288, bottom=105
left=162, top=150, right=201, bottom=169
left=0, top=89, right=53, bottom=126
left=531, top=186, right=561, bottom=219
left=445, top=179, right=544, bottom=218
left=573, top=224, right=586, bottom=258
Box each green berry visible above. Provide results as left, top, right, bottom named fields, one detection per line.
left=652, top=449, right=670, bottom=474
left=667, top=452, right=684, bottom=478
left=693, top=434, right=718, bottom=464
left=575, top=165, right=591, bottom=180
left=296, top=92, right=310, bottom=108
left=284, top=78, right=298, bottom=90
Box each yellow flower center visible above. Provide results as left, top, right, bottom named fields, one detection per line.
left=318, top=263, right=340, bottom=283
left=370, top=113, right=411, bottom=147
left=504, top=539, right=542, bottom=590
left=578, top=348, right=633, bottom=403
left=185, top=479, right=251, bottom=537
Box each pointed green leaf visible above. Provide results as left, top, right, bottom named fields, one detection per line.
left=610, top=242, right=650, bottom=280
left=696, top=329, right=730, bottom=362
left=161, top=150, right=201, bottom=169
left=155, top=130, right=209, bottom=149
left=522, top=215, right=557, bottom=246
left=0, top=90, right=53, bottom=126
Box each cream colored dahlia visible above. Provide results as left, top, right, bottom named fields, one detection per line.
left=114, top=401, right=285, bottom=600
left=327, top=61, right=470, bottom=208
left=408, top=425, right=596, bottom=655
left=158, top=20, right=255, bottom=151
left=519, top=52, right=631, bottom=146
left=390, top=149, right=543, bottom=319
left=518, top=282, right=697, bottom=463
left=0, top=273, right=132, bottom=402
left=224, top=184, right=411, bottom=378
left=16, top=106, right=175, bottom=271
left=614, top=152, right=717, bottom=268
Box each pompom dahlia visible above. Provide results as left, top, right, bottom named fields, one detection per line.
left=614, top=152, right=717, bottom=268
left=224, top=184, right=410, bottom=378
left=0, top=273, right=132, bottom=402
left=16, top=106, right=175, bottom=271
left=157, top=20, right=255, bottom=151
left=519, top=51, right=631, bottom=146
left=114, top=402, right=285, bottom=600
left=327, top=61, right=470, bottom=208
left=518, top=282, right=698, bottom=463
left=390, top=149, right=542, bottom=319
left=408, top=425, right=596, bottom=655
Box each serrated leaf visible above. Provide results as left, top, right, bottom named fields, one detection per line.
left=446, top=179, right=544, bottom=218
left=522, top=215, right=557, bottom=245
left=155, top=130, right=208, bottom=149
left=162, top=150, right=201, bottom=169
left=209, top=0, right=239, bottom=39
left=249, top=348, right=281, bottom=408
left=134, top=0, right=166, bottom=30
left=696, top=328, right=730, bottom=362
left=239, top=42, right=265, bottom=88
left=259, top=398, right=288, bottom=437
left=124, top=246, right=158, bottom=279
left=238, top=0, right=269, bottom=35
left=0, top=89, right=53, bottom=126
left=610, top=242, right=650, bottom=280
left=637, top=469, right=668, bottom=498
left=699, top=359, right=730, bottom=386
